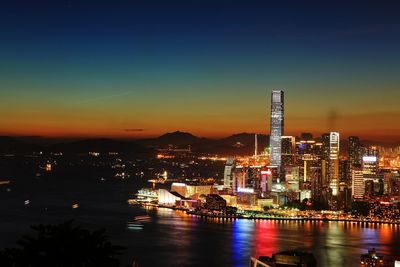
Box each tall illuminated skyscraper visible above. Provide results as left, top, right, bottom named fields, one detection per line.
left=269, top=90, right=284, bottom=167
left=329, top=132, right=340, bottom=196
left=348, top=136, right=362, bottom=181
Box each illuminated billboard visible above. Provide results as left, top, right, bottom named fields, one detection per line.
left=237, top=187, right=255, bottom=193
left=362, top=156, right=377, bottom=162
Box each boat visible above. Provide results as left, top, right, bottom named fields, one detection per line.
left=0, top=180, right=11, bottom=186
left=127, top=222, right=143, bottom=230
left=126, top=215, right=151, bottom=230
left=250, top=250, right=316, bottom=267
left=127, top=199, right=138, bottom=205
left=134, top=215, right=151, bottom=222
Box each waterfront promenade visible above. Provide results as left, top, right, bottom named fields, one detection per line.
left=139, top=203, right=400, bottom=226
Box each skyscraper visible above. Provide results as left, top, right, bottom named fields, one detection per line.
left=352, top=167, right=364, bottom=200
left=223, top=158, right=236, bottom=190
left=329, top=132, right=340, bottom=197
left=348, top=136, right=362, bottom=181
left=269, top=90, right=284, bottom=167
left=321, top=133, right=330, bottom=189
left=348, top=136, right=362, bottom=167
left=281, top=135, right=295, bottom=168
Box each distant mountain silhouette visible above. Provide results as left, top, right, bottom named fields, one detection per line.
left=136, top=131, right=269, bottom=156
left=0, top=136, right=41, bottom=153
left=139, top=131, right=206, bottom=147
left=47, top=138, right=152, bottom=154
left=13, top=136, right=79, bottom=145
left=192, top=133, right=269, bottom=156
left=1, top=133, right=399, bottom=156
left=221, top=132, right=269, bottom=145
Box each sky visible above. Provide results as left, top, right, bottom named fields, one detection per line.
left=0, top=0, right=400, bottom=140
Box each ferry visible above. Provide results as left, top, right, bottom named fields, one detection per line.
left=134, top=215, right=151, bottom=222
left=0, top=180, right=11, bottom=186
left=126, top=222, right=143, bottom=230
left=127, top=215, right=152, bottom=230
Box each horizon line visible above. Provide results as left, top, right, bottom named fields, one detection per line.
left=2, top=132, right=400, bottom=143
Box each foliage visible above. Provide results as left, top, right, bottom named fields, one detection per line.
left=351, top=201, right=370, bottom=216
left=310, top=199, right=328, bottom=211
left=262, top=205, right=274, bottom=211
left=0, top=221, right=123, bottom=267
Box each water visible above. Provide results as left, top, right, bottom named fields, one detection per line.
left=126, top=208, right=400, bottom=266
left=1, top=176, right=400, bottom=267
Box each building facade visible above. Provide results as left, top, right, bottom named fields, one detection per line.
left=269, top=90, right=284, bottom=167
left=329, top=132, right=340, bottom=197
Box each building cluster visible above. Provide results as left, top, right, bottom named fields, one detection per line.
left=138, top=90, right=400, bottom=215
left=222, top=90, right=400, bottom=212
left=149, top=182, right=232, bottom=214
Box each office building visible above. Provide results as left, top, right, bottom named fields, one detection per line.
left=339, top=160, right=350, bottom=184
left=223, top=158, right=235, bottom=190
left=348, top=136, right=362, bottom=175
left=362, top=149, right=379, bottom=174
left=321, top=133, right=330, bottom=189
left=352, top=167, right=364, bottom=200
left=269, top=90, right=284, bottom=167
left=329, top=132, right=340, bottom=196
left=281, top=136, right=295, bottom=168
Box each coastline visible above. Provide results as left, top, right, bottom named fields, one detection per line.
left=139, top=203, right=400, bottom=225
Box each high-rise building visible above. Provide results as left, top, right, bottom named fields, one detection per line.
left=362, top=155, right=378, bottom=174
left=321, top=133, right=330, bottom=162
left=352, top=167, right=364, bottom=200
left=348, top=136, right=362, bottom=166
left=364, top=180, right=375, bottom=198
left=385, top=171, right=400, bottom=196
left=310, top=166, right=322, bottom=202
left=348, top=136, right=362, bottom=188
left=339, top=160, right=349, bottom=183
left=269, top=90, right=284, bottom=167
left=223, top=158, right=235, bottom=190
left=366, top=146, right=379, bottom=157
left=329, top=132, right=340, bottom=197
left=362, top=146, right=379, bottom=174
left=321, top=133, right=330, bottom=187
left=281, top=136, right=295, bottom=168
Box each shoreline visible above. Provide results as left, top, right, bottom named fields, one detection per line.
left=139, top=203, right=400, bottom=225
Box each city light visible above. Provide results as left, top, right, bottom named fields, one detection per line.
left=363, top=156, right=377, bottom=162
left=237, top=187, right=255, bottom=193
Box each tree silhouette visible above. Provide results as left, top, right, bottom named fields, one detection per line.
left=0, top=221, right=123, bottom=267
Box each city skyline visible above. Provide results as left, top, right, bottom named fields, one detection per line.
left=1, top=1, right=400, bottom=140
left=1, top=2, right=400, bottom=267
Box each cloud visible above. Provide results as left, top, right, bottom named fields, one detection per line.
left=123, top=128, right=145, bottom=132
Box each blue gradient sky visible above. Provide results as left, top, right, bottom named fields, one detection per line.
left=0, top=1, right=399, bottom=139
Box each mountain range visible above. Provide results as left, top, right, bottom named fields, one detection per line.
left=0, top=131, right=267, bottom=156
left=1, top=131, right=399, bottom=156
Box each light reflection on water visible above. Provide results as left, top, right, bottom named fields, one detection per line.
left=129, top=208, right=400, bottom=267
left=1, top=195, right=400, bottom=267
left=232, top=220, right=254, bottom=267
